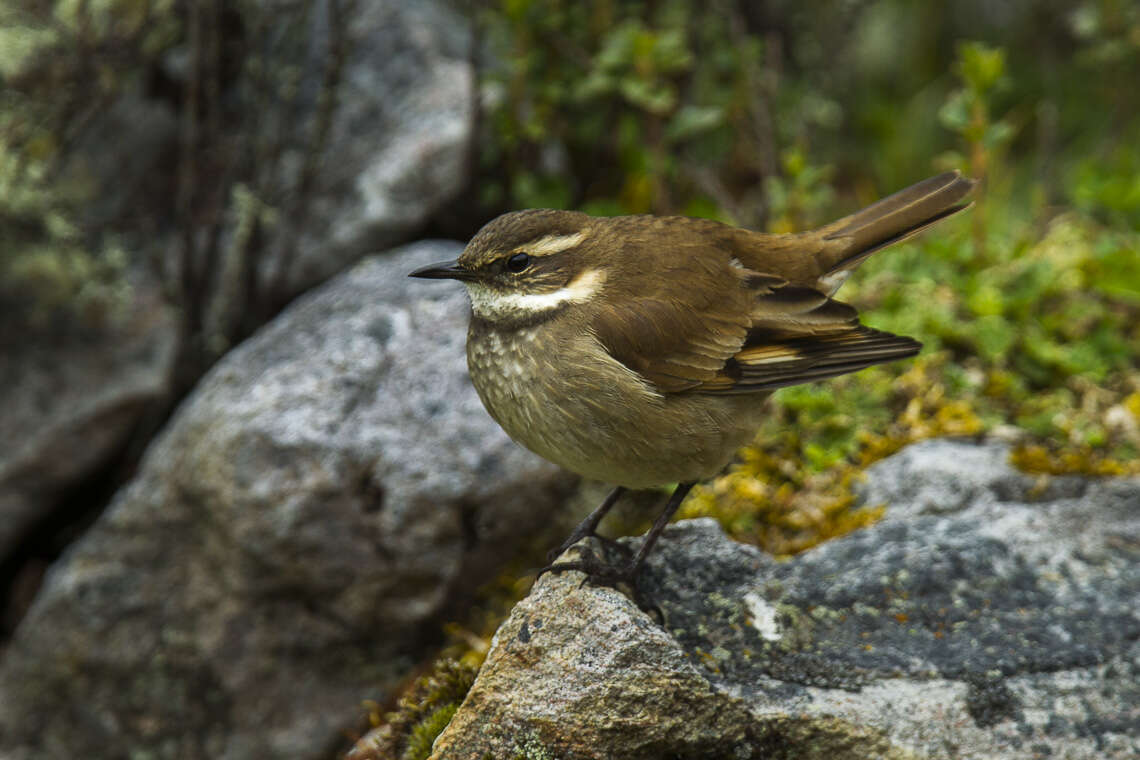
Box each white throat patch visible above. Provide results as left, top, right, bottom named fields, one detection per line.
left=465, top=268, right=606, bottom=321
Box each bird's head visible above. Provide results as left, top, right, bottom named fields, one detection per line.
left=409, top=209, right=607, bottom=324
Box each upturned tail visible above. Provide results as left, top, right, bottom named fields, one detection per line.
left=708, top=171, right=976, bottom=394
left=814, top=171, right=976, bottom=282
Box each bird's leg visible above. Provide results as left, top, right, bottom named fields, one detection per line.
left=544, top=485, right=626, bottom=565
left=620, top=481, right=695, bottom=578
left=542, top=482, right=695, bottom=588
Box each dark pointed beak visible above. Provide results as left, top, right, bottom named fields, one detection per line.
left=407, top=259, right=476, bottom=282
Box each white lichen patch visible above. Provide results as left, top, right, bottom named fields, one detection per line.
left=743, top=590, right=782, bottom=642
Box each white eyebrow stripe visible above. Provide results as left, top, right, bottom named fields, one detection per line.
left=466, top=268, right=606, bottom=320
left=521, top=231, right=588, bottom=257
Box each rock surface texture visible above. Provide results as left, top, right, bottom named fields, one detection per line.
left=250, top=0, right=476, bottom=294
left=0, top=242, right=574, bottom=760
left=0, top=282, right=177, bottom=562
left=429, top=439, right=1140, bottom=759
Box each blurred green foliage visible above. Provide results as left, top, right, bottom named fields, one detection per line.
left=475, top=0, right=833, bottom=225
left=0, top=134, right=132, bottom=331
left=475, top=0, right=1140, bottom=224
left=0, top=0, right=180, bottom=335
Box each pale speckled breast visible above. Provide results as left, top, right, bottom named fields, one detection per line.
left=465, top=320, right=771, bottom=489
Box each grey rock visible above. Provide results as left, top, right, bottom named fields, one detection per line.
left=0, top=282, right=177, bottom=561
left=257, top=0, right=475, bottom=295
left=0, top=241, right=575, bottom=760
left=855, top=438, right=1032, bottom=514
left=2, top=0, right=475, bottom=602
left=429, top=439, right=1140, bottom=759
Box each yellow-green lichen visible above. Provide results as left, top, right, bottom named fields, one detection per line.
left=509, top=733, right=558, bottom=760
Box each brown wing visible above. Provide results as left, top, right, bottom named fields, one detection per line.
left=701, top=326, right=921, bottom=394
left=590, top=199, right=937, bottom=395
left=696, top=282, right=921, bottom=394
left=592, top=254, right=918, bottom=394
left=690, top=173, right=968, bottom=391
left=590, top=253, right=785, bottom=393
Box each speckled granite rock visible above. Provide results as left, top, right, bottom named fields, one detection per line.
left=0, top=241, right=575, bottom=760
left=427, top=439, right=1140, bottom=759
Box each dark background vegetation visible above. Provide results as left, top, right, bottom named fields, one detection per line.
left=467, top=0, right=1139, bottom=227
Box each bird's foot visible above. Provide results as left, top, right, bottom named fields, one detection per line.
left=537, top=541, right=637, bottom=590
left=544, top=531, right=622, bottom=566
left=539, top=545, right=666, bottom=619
left=542, top=485, right=627, bottom=565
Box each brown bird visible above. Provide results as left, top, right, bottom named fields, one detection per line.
left=410, top=171, right=975, bottom=584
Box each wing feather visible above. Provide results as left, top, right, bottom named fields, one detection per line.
left=704, top=327, right=921, bottom=394
left=589, top=248, right=767, bottom=391
left=588, top=216, right=923, bottom=395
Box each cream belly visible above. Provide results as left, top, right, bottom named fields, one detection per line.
left=466, top=322, right=771, bottom=489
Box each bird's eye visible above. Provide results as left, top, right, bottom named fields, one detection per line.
left=506, top=252, right=531, bottom=273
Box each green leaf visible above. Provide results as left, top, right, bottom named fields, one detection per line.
left=973, top=315, right=1016, bottom=361
left=956, top=41, right=1006, bottom=93
left=652, top=29, right=694, bottom=72
left=595, top=22, right=639, bottom=71
left=967, top=283, right=1004, bottom=317
left=619, top=78, right=676, bottom=114
left=665, top=105, right=724, bottom=142
left=938, top=90, right=971, bottom=132
left=982, top=120, right=1015, bottom=149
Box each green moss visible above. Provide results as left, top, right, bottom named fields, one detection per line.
left=0, top=24, right=58, bottom=78
left=1009, top=444, right=1133, bottom=478
left=0, top=0, right=179, bottom=334
left=354, top=660, right=478, bottom=760
left=0, top=136, right=132, bottom=332
left=401, top=703, right=460, bottom=760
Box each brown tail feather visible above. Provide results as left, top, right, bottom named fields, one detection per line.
left=815, top=171, right=976, bottom=278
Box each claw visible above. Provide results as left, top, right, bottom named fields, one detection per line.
left=537, top=543, right=636, bottom=590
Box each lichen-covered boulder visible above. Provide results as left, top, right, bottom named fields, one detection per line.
left=428, top=440, right=1140, bottom=759
left=0, top=241, right=575, bottom=760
